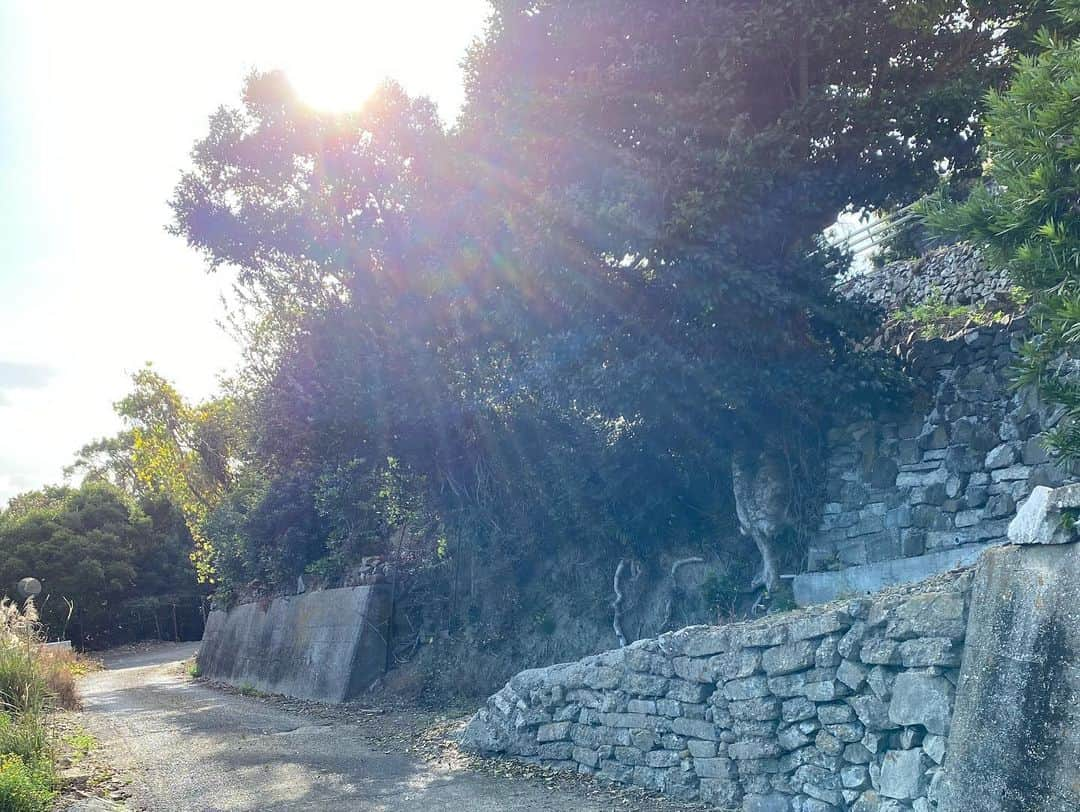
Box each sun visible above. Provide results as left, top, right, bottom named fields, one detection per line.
left=285, top=60, right=381, bottom=112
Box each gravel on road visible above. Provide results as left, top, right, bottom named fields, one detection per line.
left=73, top=642, right=709, bottom=812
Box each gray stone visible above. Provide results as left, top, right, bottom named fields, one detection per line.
left=837, top=622, right=868, bottom=659
left=778, top=724, right=813, bottom=751
left=837, top=659, right=869, bottom=691
left=742, top=793, right=792, bottom=812
left=729, top=697, right=781, bottom=721
left=656, top=698, right=681, bottom=718
left=898, top=637, right=962, bottom=667
left=885, top=591, right=966, bottom=640
left=687, top=738, right=716, bottom=758
left=817, top=703, right=855, bottom=725
left=724, top=675, right=772, bottom=700
left=787, top=610, right=850, bottom=641
left=626, top=699, right=656, bottom=715
left=729, top=739, right=782, bottom=760
left=815, top=730, right=844, bottom=757
left=843, top=743, right=872, bottom=764
left=766, top=668, right=838, bottom=698
left=537, top=721, right=572, bottom=742
left=763, top=640, right=817, bottom=675
left=623, top=672, right=669, bottom=696
left=1007, top=484, right=1080, bottom=545
left=815, top=635, right=841, bottom=668
left=878, top=749, right=930, bottom=800
left=693, top=756, right=736, bottom=778
left=538, top=741, right=574, bottom=760
left=717, top=649, right=762, bottom=680
left=841, top=765, right=870, bottom=789
left=661, top=626, right=726, bottom=658
left=922, top=734, right=946, bottom=765
left=667, top=680, right=712, bottom=703
left=984, top=443, right=1016, bottom=470
left=645, top=750, right=682, bottom=768
left=848, top=695, right=897, bottom=731
left=666, top=716, right=716, bottom=742
left=888, top=672, right=954, bottom=735
left=859, top=638, right=901, bottom=665
left=825, top=722, right=864, bottom=743
left=983, top=493, right=1015, bottom=519
left=699, top=778, right=742, bottom=806
left=672, top=656, right=716, bottom=684
left=573, top=747, right=600, bottom=768
left=781, top=697, right=817, bottom=723
left=934, top=542, right=1080, bottom=812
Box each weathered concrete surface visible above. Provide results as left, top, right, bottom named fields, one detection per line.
left=792, top=543, right=991, bottom=606
left=198, top=585, right=391, bottom=702
left=935, top=542, right=1080, bottom=811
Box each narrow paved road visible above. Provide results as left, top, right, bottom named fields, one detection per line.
left=77, top=644, right=664, bottom=812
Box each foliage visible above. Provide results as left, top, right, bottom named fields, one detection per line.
left=166, top=2, right=1058, bottom=601
left=114, top=367, right=242, bottom=581
left=0, top=753, right=53, bottom=812
left=890, top=289, right=1015, bottom=339
left=0, top=603, right=61, bottom=812
left=923, top=0, right=1080, bottom=457
left=0, top=482, right=201, bottom=646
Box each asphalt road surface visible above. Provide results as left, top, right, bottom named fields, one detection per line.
left=76, top=643, right=678, bottom=812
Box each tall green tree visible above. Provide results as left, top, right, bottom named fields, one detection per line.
left=924, top=0, right=1080, bottom=457
left=111, top=367, right=242, bottom=581
left=0, top=482, right=200, bottom=645
left=170, top=1, right=1055, bottom=597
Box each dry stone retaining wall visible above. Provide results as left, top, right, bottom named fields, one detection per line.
left=835, top=243, right=1010, bottom=312
left=800, top=239, right=1078, bottom=604
left=800, top=316, right=1073, bottom=603
left=462, top=576, right=973, bottom=811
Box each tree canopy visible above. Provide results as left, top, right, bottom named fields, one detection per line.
left=0, top=481, right=200, bottom=645
left=161, top=0, right=1057, bottom=599
left=924, top=0, right=1080, bottom=457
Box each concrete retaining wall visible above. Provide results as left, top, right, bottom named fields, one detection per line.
left=198, top=584, right=392, bottom=703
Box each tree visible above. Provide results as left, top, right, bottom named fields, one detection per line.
left=923, top=0, right=1080, bottom=457
left=170, top=1, right=1055, bottom=600
left=0, top=482, right=200, bottom=645
left=114, top=367, right=242, bottom=581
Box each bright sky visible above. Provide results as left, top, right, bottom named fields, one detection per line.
left=0, top=1, right=490, bottom=506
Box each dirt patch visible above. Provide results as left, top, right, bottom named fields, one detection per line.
left=205, top=679, right=712, bottom=811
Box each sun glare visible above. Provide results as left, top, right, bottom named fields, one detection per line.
left=286, top=62, right=381, bottom=112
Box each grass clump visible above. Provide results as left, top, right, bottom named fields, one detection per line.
left=890, top=289, right=1012, bottom=339
left=0, top=599, right=84, bottom=810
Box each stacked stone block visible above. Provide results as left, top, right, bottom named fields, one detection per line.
left=807, top=316, right=1072, bottom=575
left=461, top=576, right=972, bottom=811
left=835, top=243, right=1010, bottom=313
